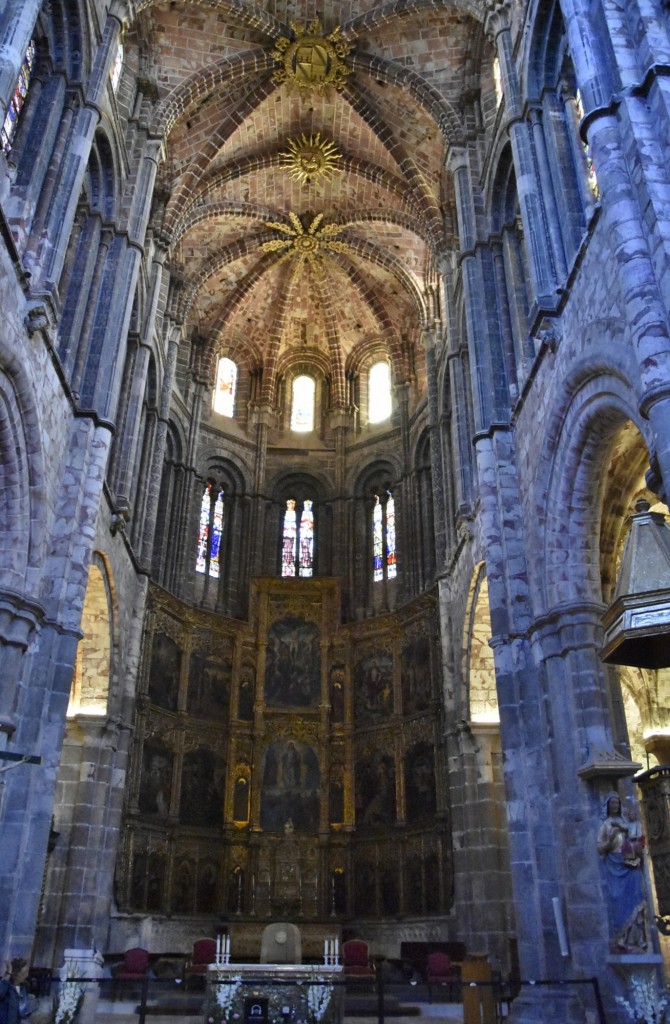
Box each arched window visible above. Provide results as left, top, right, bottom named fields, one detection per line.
left=2, top=40, right=36, bottom=154
left=213, top=357, right=237, bottom=417
left=574, top=89, right=599, bottom=198
left=195, top=482, right=225, bottom=578
left=493, top=56, right=503, bottom=107
left=373, top=491, right=397, bottom=582
left=282, top=498, right=315, bottom=577
left=368, top=361, right=392, bottom=423
left=110, top=42, right=124, bottom=93
left=291, top=375, right=315, bottom=432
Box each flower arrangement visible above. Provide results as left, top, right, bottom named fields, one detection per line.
left=213, top=973, right=242, bottom=1023
left=54, top=960, right=83, bottom=1024
left=306, top=976, right=332, bottom=1024
left=616, top=972, right=668, bottom=1024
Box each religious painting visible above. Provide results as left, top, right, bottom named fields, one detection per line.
left=172, top=860, right=195, bottom=914
left=401, top=636, right=432, bottom=715
left=425, top=852, right=441, bottom=914
left=404, top=743, right=437, bottom=821
left=238, top=663, right=256, bottom=720
left=138, top=741, right=173, bottom=816
left=260, top=738, right=321, bottom=832
left=147, top=632, right=181, bottom=711
left=197, top=861, right=218, bottom=912
left=353, top=651, right=393, bottom=724
left=131, top=850, right=166, bottom=912
left=187, top=651, right=231, bottom=717
left=264, top=616, right=321, bottom=707
left=355, top=752, right=396, bottom=827
left=381, top=863, right=400, bottom=915
left=405, top=854, right=423, bottom=915
left=179, top=747, right=223, bottom=827
left=354, top=860, right=376, bottom=916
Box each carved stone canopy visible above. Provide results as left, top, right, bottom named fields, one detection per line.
left=601, top=500, right=670, bottom=668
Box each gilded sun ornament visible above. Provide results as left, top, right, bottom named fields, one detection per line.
left=279, top=133, right=342, bottom=186
left=260, top=212, right=350, bottom=275
left=271, top=19, right=353, bottom=93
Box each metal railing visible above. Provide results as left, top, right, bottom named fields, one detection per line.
left=26, top=967, right=607, bottom=1024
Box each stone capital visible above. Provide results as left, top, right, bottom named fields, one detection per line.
left=484, top=0, right=512, bottom=41
left=445, top=145, right=469, bottom=176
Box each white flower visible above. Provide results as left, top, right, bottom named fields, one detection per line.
left=615, top=972, right=668, bottom=1023
left=54, top=961, right=83, bottom=1024
left=215, top=974, right=242, bottom=1018
left=306, top=977, right=332, bottom=1024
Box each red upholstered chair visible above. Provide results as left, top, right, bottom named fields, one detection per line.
left=184, top=938, right=218, bottom=989
left=426, top=952, right=459, bottom=1001
left=112, top=948, right=150, bottom=980
left=342, top=940, right=375, bottom=979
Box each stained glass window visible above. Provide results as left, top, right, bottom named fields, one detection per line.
left=2, top=40, right=36, bottom=155
left=575, top=90, right=599, bottom=198
left=369, top=361, right=392, bottom=423
left=110, top=42, right=124, bottom=93
left=282, top=498, right=315, bottom=577
left=291, top=375, right=315, bottom=432
left=373, top=491, right=397, bottom=582
left=213, top=357, right=237, bottom=417
left=281, top=499, right=298, bottom=577
left=195, top=482, right=224, bottom=577
left=299, top=500, right=314, bottom=577
left=373, top=495, right=384, bottom=582
left=386, top=492, right=397, bottom=579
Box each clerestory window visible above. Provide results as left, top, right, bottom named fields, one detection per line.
left=373, top=490, right=397, bottom=582
left=368, top=361, right=392, bottom=424
left=281, top=498, right=315, bottom=577
left=195, top=482, right=224, bottom=578
left=213, top=357, right=237, bottom=417
left=291, top=375, right=315, bottom=432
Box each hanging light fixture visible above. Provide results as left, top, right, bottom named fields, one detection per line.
left=601, top=500, right=670, bottom=668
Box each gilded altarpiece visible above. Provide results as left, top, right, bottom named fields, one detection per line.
left=117, top=579, right=452, bottom=933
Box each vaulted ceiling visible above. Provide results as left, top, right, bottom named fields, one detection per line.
left=134, top=1, right=491, bottom=402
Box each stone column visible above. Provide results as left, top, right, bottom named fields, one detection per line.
left=421, top=324, right=448, bottom=568
left=140, top=319, right=181, bottom=568
left=25, top=10, right=123, bottom=289
left=474, top=430, right=587, bottom=1022
left=447, top=145, right=509, bottom=433
left=485, top=0, right=559, bottom=307
left=559, top=0, right=670, bottom=497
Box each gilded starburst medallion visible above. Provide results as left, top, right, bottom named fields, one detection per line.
left=271, top=19, right=353, bottom=93
left=279, top=133, right=342, bottom=186
left=260, top=212, right=350, bottom=276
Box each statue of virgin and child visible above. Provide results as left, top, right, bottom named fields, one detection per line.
left=597, top=792, right=648, bottom=954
